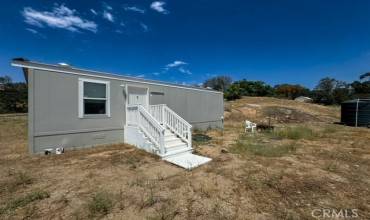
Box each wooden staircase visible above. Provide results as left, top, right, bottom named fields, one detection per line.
left=125, top=104, right=211, bottom=169
left=163, top=129, right=192, bottom=158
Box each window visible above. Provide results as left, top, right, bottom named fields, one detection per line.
left=78, top=78, right=110, bottom=118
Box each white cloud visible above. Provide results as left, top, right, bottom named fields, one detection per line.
left=166, top=60, right=187, bottom=68
left=164, top=60, right=192, bottom=75
left=136, top=74, right=145, bottom=78
left=178, top=67, right=192, bottom=75
left=150, top=1, right=169, bottom=14
left=90, top=9, right=97, bottom=15
left=25, top=28, right=46, bottom=38
left=26, top=28, right=38, bottom=34
left=124, top=6, right=145, bottom=14
left=140, top=22, right=149, bottom=32
left=22, top=5, right=97, bottom=33
left=152, top=72, right=160, bottom=76
left=103, top=2, right=113, bottom=10
left=103, top=11, right=114, bottom=22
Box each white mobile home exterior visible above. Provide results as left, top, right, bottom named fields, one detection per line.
left=12, top=59, right=223, bottom=156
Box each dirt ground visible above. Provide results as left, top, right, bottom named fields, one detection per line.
left=0, top=97, right=369, bottom=219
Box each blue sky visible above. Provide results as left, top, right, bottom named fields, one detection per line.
left=1, top=0, right=370, bottom=88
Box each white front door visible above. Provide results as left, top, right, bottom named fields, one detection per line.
left=127, top=86, right=148, bottom=108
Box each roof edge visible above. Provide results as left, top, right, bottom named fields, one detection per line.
left=11, top=60, right=223, bottom=94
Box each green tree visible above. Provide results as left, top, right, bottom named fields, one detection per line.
left=0, top=75, right=12, bottom=84
left=237, top=80, right=274, bottom=96
left=274, top=84, right=310, bottom=99
left=351, top=72, right=370, bottom=98
left=224, top=84, right=241, bottom=100
left=312, top=77, right=351, bottom=105
left=203, top=76, right=232, bottom=92
left=0, top=76, right=28, bottom=113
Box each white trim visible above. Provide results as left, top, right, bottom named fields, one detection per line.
left=12, top=62, right=222, bottom=94
left=78, top=78, right=111, bottom=118
left=125, top=84, right=128, bottom=126
left=78, top=80, right=83, bottom=118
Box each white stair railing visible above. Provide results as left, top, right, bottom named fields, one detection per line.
left=149, top=104, right=165, bottom=124
left=127, top=105, right=165, bottom=155
left=150, top=104, right=192, bottom=148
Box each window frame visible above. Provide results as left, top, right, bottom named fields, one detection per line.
left=78, top=78, right=110, bottom=118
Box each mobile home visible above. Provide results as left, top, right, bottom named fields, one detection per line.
left=12, top=59, right=223, bottom=164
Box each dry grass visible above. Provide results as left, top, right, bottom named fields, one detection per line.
left=0, top=97, right=370, bottom=219
left=231, top=137, right=297, bottom=157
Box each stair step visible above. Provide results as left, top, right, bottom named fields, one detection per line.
left=165, top=142, right=188, bottom=148
left=165, top=141, right=184, bottom=147
left=162, top=147, right=193, bottom=158
left=164, top=132, right=176, bottom=138
left=164, top=138, right=183, bottom=146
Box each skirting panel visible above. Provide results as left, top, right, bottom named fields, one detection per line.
left=33, top=129, right=125, bottom=153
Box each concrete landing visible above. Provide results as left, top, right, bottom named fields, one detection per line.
left=164, top=153, right=212, bottom=170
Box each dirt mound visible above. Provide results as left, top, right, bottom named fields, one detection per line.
left=224, top=97, right=339, bottom=124
left=262, top=106, right=321, bottom=123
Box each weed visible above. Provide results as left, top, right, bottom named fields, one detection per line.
left=87, top=191, right=114, bottom=217
left=140, top=180, right=160, bottom=209
left=118, top=189, right=125, bottom=210
left=22, top=204, right=39, bottom=219
left=126, top=155, right=139, bottom=169
left=5, top=171, right=34, bottom=192
left=324, top=161, right=339, bottom=172
left=14, top=172, right=33, bottom=187
left=147, top=199, right=179, bottom=220
left=0, top=190, right=49, bottom=215
left=322, top=125, right=338, bottom=134
left=231, top=134, right=297, bottom=157
left=271, top=126, right=315, bottom=140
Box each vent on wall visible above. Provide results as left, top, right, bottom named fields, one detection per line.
left=150, top=92, right=165, bottom=96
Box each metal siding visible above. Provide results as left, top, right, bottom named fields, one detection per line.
left=28, top=69, right=35, bottom=153
left=30, top=69, right=223, bottom=152
left=32, top=69, right=126, bottom=152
